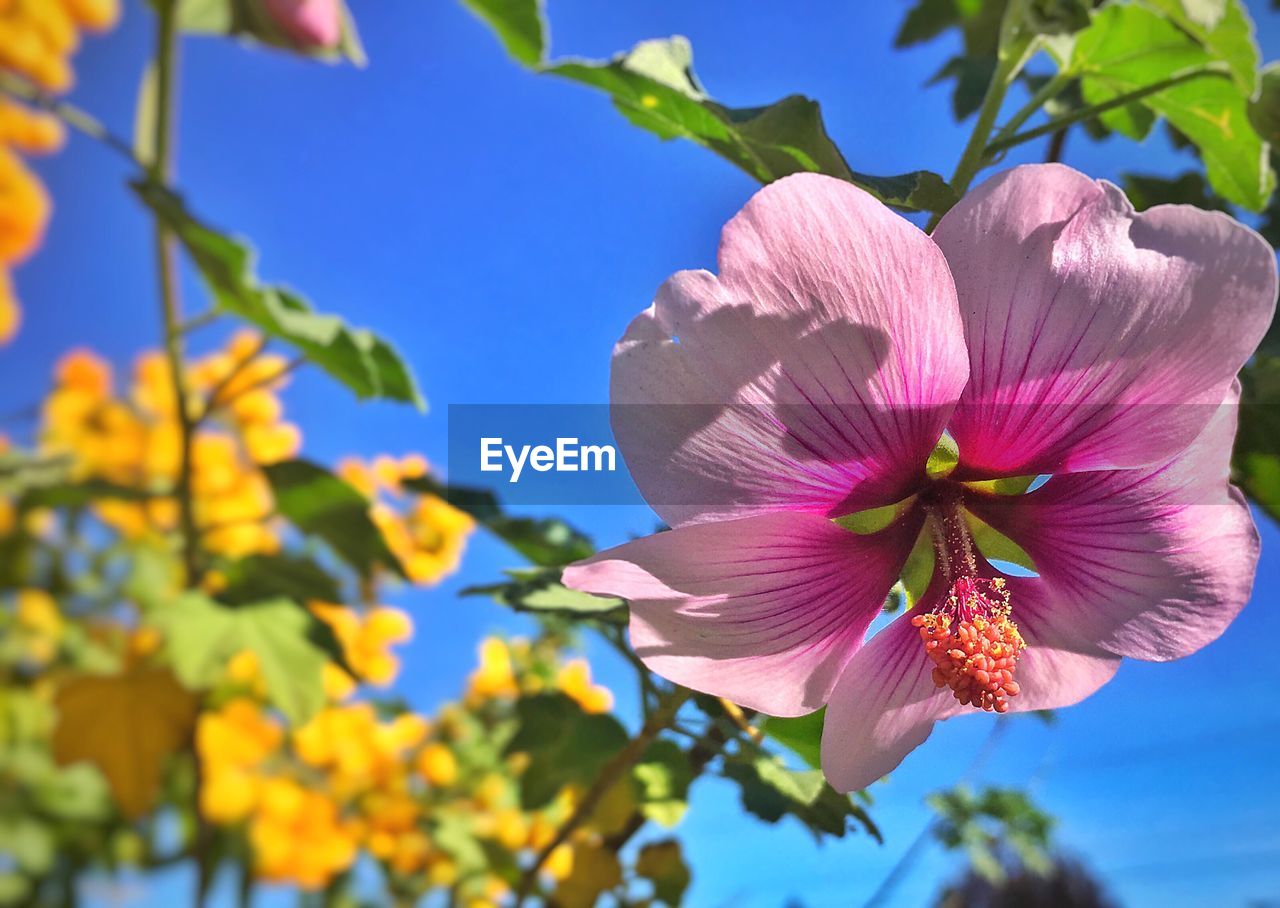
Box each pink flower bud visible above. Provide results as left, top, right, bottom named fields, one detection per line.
left=263, top=0, right=342, bottom=49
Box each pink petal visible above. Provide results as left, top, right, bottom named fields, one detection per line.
left=967, top=388, right=1259, bottom=662
left=821, top=577, right=1119, bottom=792
left=562, top=510, right=920, bottom=716
left=933, top=163, right=1276, bottom=477
left=612, top=173, right=969, bottom=528
left=820, top=613, right=960, bottom=792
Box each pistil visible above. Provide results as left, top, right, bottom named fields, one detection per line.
left=912, top=494, right=1025, bottom=713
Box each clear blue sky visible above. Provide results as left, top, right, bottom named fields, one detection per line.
left=9, top=1, right=1280, bottom=905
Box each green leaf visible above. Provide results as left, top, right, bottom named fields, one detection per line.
left=1069, top=4, right=1272, bottom=210
left=928, top=784, right=1055, bottom=880
left=404, top=476, right=595, bottom=566
left=546, top=39, right=956, bottom=212
left=635, top=840, right=692, bottom=907
left=760, top=708, right=824, bottom=770
left=1249, top=62, right=1280, bottom=145
left=263, top=459, right=406, bottom=580
left=0, top=819, right=54, bottom=875
left=633, top=739, right=693, bottom=828
left=462, top=567, right=626, bottom=622
left=154, top=593, right=341, bottom=723
left=466, top=7, right=957, bottom=212
left=505, top=693, right=629, bottom=809
left=461, top=0, right=545, bottom=67
left=1122, top=171, right=1233, bottom=211
left=1139, top=0, right=1256, bottom=90
left=133, top=182, right=424, bottom=408
left=217, top=553, right=343, bottom=606
left=722, top=755, right=881, bottom=842
left=896, top=0, right=971, bottom=48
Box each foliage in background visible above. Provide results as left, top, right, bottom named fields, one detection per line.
left=1, top=0, right=1278, bottom=905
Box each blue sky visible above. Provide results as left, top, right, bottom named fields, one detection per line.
left=9, top=1, right=1280, bottom=905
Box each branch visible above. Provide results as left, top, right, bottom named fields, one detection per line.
left=983, top=63, right=1231, bottom=158
left=0, top=70, right=139, bottom=165
left=513, top=687, right=693, bottom=905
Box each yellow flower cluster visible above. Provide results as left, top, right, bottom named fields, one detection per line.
left=466, top=636, right=613, bottom=715
left=39, top=333, right=299, bottom=557
left=0, top=0, right=121, bottom=343
left=310, top=603, right=413, bottom=699
left=339, top=455, right=473, bottom=585
left=194, top=634, right=618, bottom=900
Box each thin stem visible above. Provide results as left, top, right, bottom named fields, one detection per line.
left=926, top=0, right=1039, bottom=232
left=151, top=0, right=199, bottom=588
left=203, top=356, right=305, bottom=422
left=1045, top=126, right=1068, bottom=164
left=990, top=72, right=1073, bottom=147
left=983, top=64, right=1230, bottom=157
left=178, top=308, right=220, bottom=336
left=146, top=2, right=212, bottom=903
left=513, top=687, right=693, bottom=905
left=0, top=70, right=140, bottom=164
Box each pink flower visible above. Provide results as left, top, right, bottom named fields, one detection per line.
left=264, top=0, right=342, bottom=49
left=562, top=164, right=1276, bottom=791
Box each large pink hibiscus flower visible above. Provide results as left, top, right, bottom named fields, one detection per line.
left=562, top=164, right=1277, bottom=791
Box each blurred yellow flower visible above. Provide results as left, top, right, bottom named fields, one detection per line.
left=0, top=0, right=118, bottom=344
left=557, top=659, right=614, bottom=714
left=417, top=742, right=458, bottom=788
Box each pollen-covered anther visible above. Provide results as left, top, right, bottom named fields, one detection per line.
left=911, top=576, right=1025, bottom=713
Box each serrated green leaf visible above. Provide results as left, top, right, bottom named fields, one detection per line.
left=1139, top=0, right=1256, bottom=90
left=1069, top=4, right=1272, bottom=210
left=153, top=593, right=339, bottom=723
left=467, top=11, right=956, bottom=212
left=134, top=182, right=423, bottom=408
left=263, top=459, right=406, bottom=580
left=546, top=40, right=956, bottom=211
left=505, top=693, right=628, bottom=809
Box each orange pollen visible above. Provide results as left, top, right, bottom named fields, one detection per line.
left=911, top=576, right=1025, bottom=713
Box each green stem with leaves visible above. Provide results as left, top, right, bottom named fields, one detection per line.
left=149, top=0, right=201, bottom=589
left=983, top=63, right=1230, bottom=158
left=926, top=0, right=1039, bottom=232
left=990, top=71, right=1073, bottom=147
left=513, top=686, right=693, bottom=905
left=146, top=1, right=215, bottom=903
left=0, top=70, right=138, bottom=163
